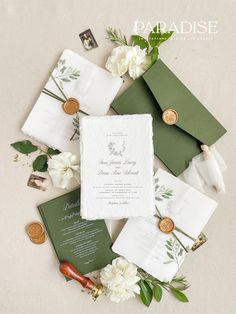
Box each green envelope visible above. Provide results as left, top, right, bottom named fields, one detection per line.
left=112, top=59, right=226, bottom=176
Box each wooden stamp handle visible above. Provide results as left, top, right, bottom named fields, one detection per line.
left=59, top=262, right=95, bottom=290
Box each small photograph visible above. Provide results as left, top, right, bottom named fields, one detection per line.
left=79, top=29, right=98, bottom=50
left=27, top=174, right=48, bottom=191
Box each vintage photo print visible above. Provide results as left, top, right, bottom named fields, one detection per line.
left=79, top=29, right=98, bottom=50
left=27, top=174, right=48, bottom=191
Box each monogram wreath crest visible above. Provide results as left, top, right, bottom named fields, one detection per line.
left=108, top=140, right=126, bottom=157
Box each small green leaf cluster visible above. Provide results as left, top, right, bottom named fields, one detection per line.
left=11, top=140, right=60, bottom=172
left=138, top=269, right=189, bottom=307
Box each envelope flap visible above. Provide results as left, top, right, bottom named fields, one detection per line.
left=143, top=59, right=226, bottom=145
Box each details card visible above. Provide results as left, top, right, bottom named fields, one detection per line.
left=38, top=189, right=117, bottom=275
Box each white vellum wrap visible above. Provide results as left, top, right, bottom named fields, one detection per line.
left=182, top=146, right=227, bottom=193
left=112, top=169, right=217, bottom=282
left=22, top=49, right=123, bottom=154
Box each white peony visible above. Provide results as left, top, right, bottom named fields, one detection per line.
left=105, top=45, right=130, bottom=77
left=47, top=152, right=80, bottom=190
left=126, top=45, right=149, bottom=79
left=105, top=45, right=149, bottom=80
left=100, top=257, right=140, bottom=302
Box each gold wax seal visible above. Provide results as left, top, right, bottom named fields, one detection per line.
left=162, top=109, right=178, bottom=125
left=159, top=217, right=175, bottom=234
left=26, top=222, right=44, bottom=239
left=26, top=222, right=47, bottom=245
left=63, top=98, right=80, bottom=115
left=30, top=232, right=47, bottom=245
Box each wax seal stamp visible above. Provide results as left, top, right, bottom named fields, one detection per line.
left=162, top=109, right=178, bottom=125
left=63, top=98, right=80, bottom=115
left=159, top=217, right=175, bottom=233
left=59, top=262, right=104, bottom=300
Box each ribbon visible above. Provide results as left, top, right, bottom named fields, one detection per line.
left=42, top=72, right=88, bottom=116
left=155, top=206, right=196, bottom=253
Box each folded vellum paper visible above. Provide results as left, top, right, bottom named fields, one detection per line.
left=22, top=49, right=122, bottom=154
left=112, top=169, right=217, bottom=282
left=80, top=114, right=155, bottom=220
left=182, top=146, right=227, bottom=193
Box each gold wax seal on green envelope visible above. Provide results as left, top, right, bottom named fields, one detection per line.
left=63, top=98, right=80, bottom=115
left=162, top=109, right=178, bottom=125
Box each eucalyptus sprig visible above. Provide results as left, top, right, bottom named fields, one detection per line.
left=137, top=268, right=189, bottom=307
left=106, top=24, right=173, bottom=66
left=11, top=140, right=60, bottom=172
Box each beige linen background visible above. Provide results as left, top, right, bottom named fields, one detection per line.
left=0, top=0, right=236, bottom=313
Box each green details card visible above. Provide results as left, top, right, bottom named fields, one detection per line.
left=38, top=189, right=117, bottom=275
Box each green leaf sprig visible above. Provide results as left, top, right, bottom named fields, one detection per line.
left=10, top=140, right=60, bottom=172
left=70, top=113, right=80, bottom=141
left=106, top=24, right=173, bottom=66
left=137, top=268, right=189, bottom=307
left=106, top=27, right=128, bottom=46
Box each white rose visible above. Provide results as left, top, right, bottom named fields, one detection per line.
left=105, top=46, right=130, bottom=77
left=47, top=152, right=80, bottom=190
left=105, top=45, right=149, bottom=80
left=126, top=45, right=149, bottom=79
left=100, top=257, right=140, bottom=303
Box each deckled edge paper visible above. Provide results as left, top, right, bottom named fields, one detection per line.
left=80, top=114, right=155, bottom=220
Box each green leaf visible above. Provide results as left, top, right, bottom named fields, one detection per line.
left=131, top=35, right=149, bottom=50
left=159, top=31, right=174, bottom=44
left=138, top=280, right=153, bottom=307
left=32, top=155, right=48, bottom=172
left=164, top=260, right=173, bottom=264
left=148, top=47, right=159, bottom=65
left=167, top=252, right=174, bottom=260
left=162, top=194, right=171, bottom=199
left=61, top=78, right=70, bottom=82
left=47, top=148, right=61, bottom=155
left=171, top=288, right=189, bottom=302
left=165, top=244, right=172, bottom=251
left=60, top=66, right=66, bottom=73
left=148, top=25, right=162, bottom=47
left=154, top=285, right=162, bottom=302
left=11, top=140, right=38, bottom=154
left=167, top=239, right=172, bottom=246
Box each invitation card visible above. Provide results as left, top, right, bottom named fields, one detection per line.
left=38, top=189, right=117, bottom=276
left=112, top=169, right=217, bottom=282
left=80, top=114, right=154, bottom=219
